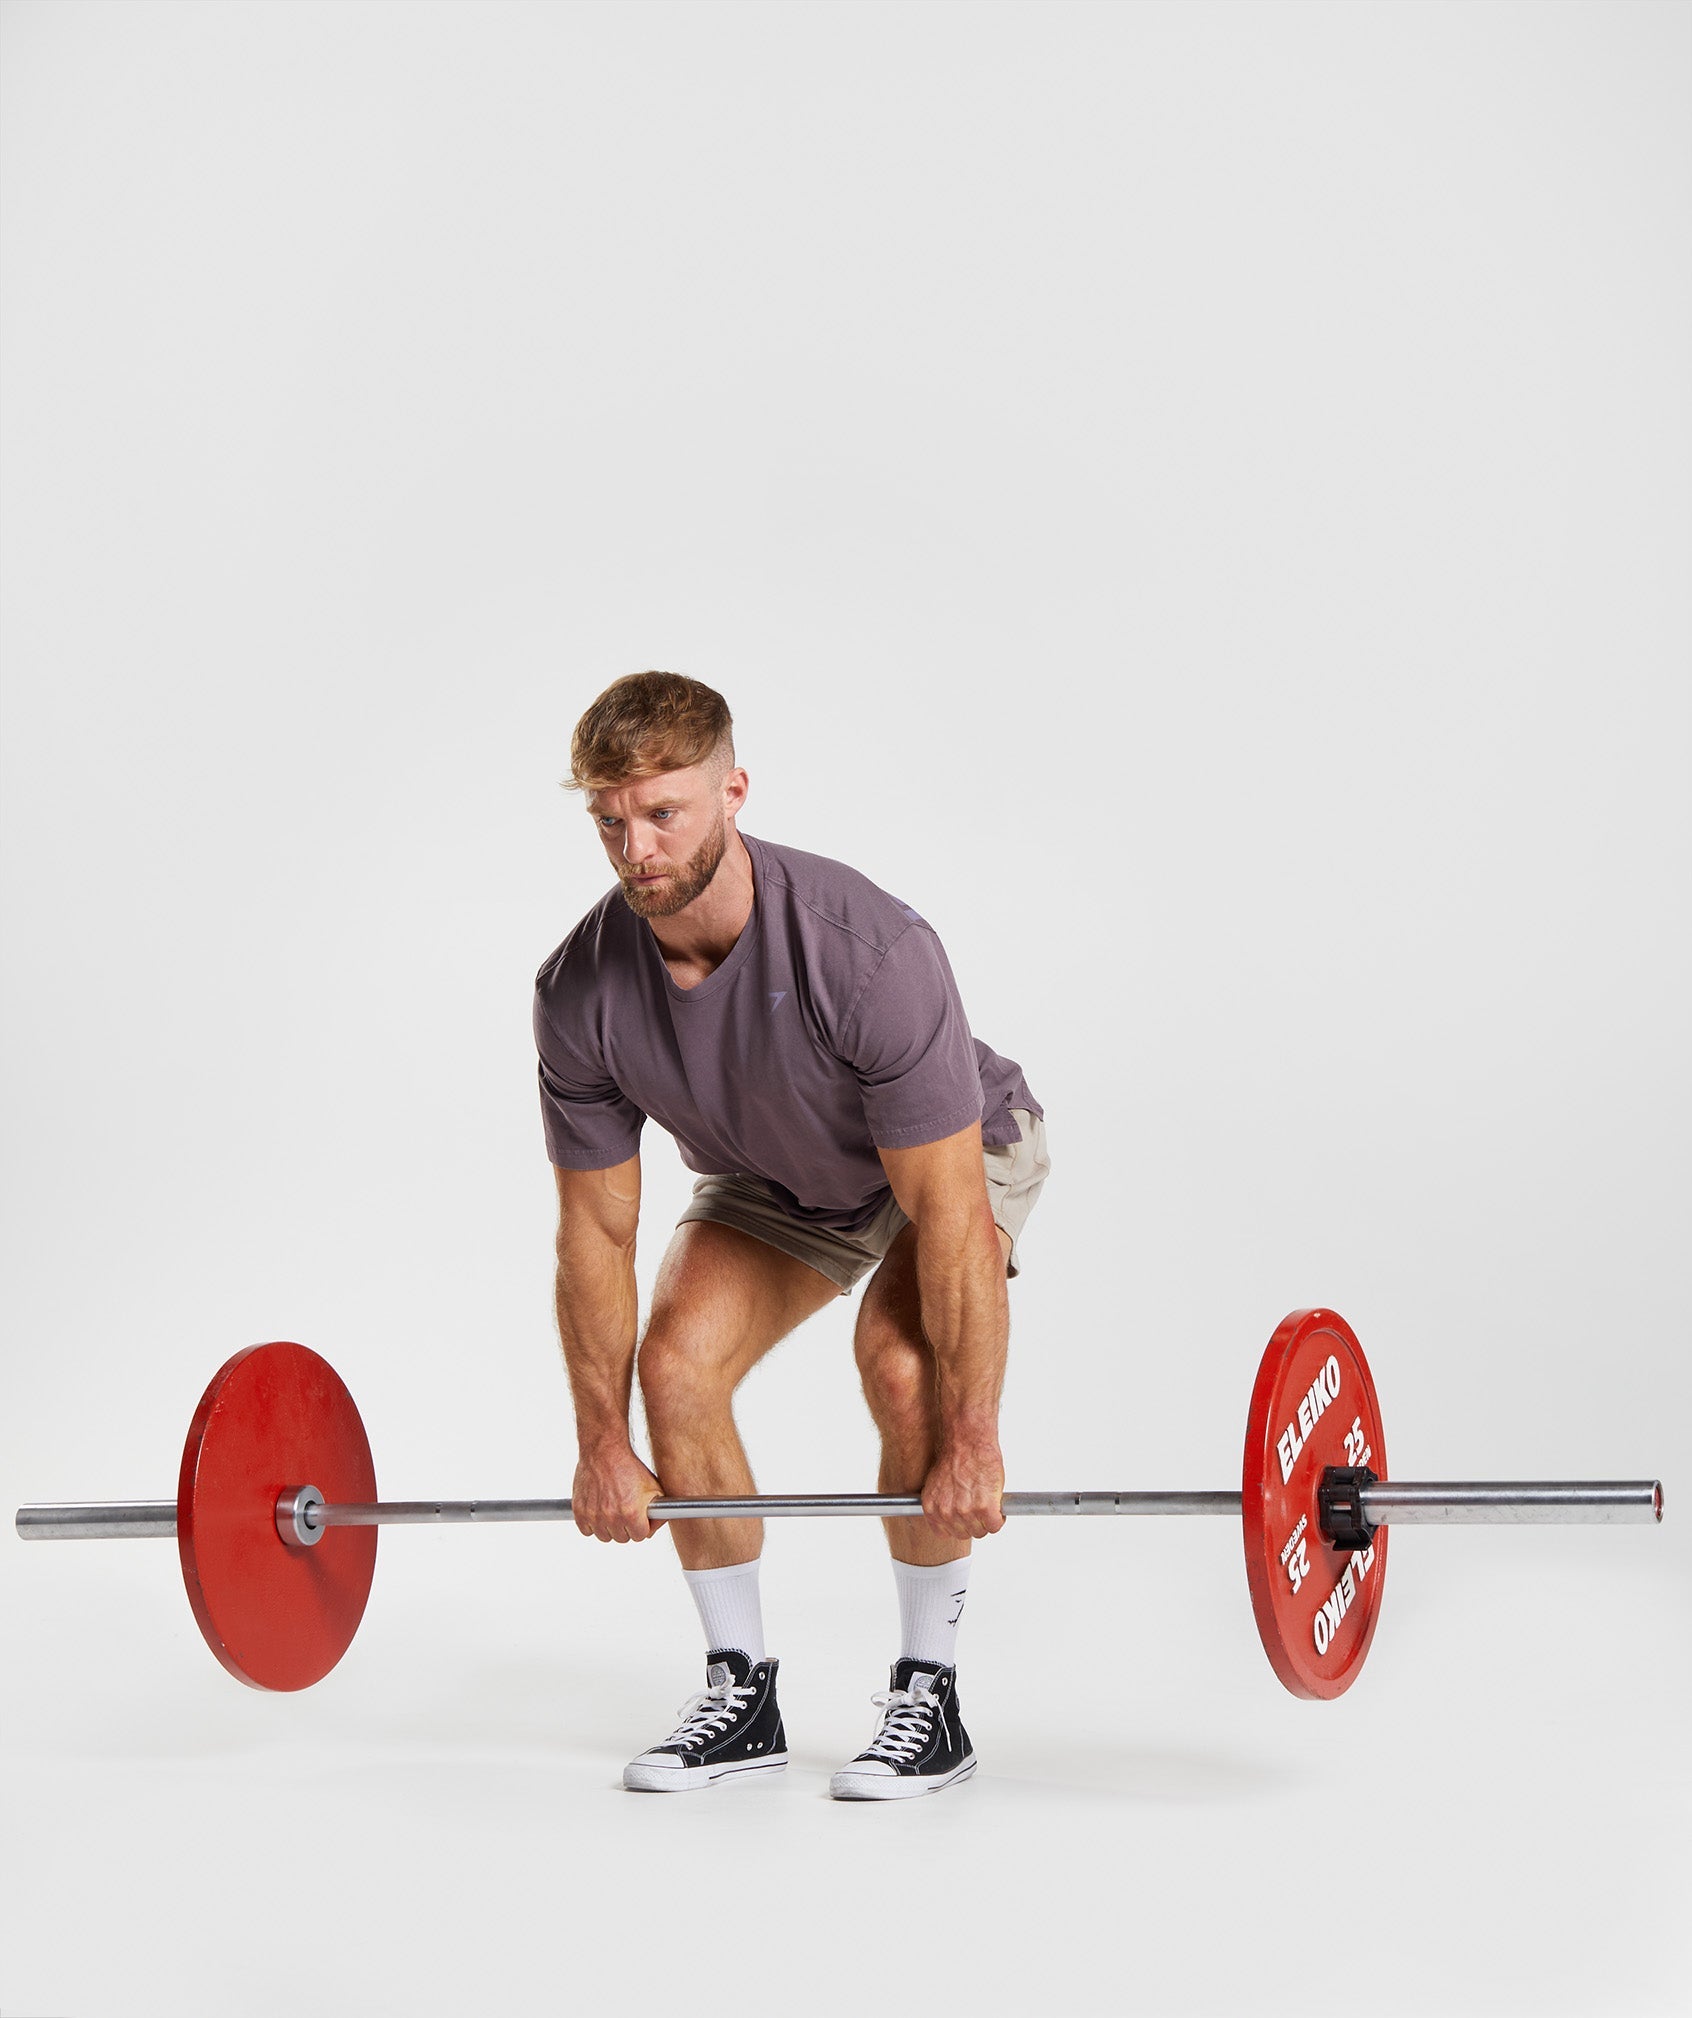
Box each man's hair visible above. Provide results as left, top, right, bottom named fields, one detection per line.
left=565, top=671, right=735, bottom=792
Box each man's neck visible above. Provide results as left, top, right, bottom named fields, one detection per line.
left=645, top=829, right=756, bottom=985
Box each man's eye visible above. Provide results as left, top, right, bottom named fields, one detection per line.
left=652, top=810, right=673, bottom=821
left=597, top=817, right=620, bottom=829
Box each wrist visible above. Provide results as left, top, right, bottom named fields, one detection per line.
left=576, top=1423, right=635, bottom=1463
left=937, top=1410, right=1003, bottom=1459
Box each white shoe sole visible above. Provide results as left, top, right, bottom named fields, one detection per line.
left=623, top=1752, right=789, bottom=1792
left=829, top=1755, right=977, bottom=1801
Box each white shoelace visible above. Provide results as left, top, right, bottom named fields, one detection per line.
left=862, top=1687, right=939, bottom=1763
left=664, top=1678, right=757, bottom=1749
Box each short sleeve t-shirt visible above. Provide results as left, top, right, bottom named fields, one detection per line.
left=532, top=831, right=1042, bottom=1236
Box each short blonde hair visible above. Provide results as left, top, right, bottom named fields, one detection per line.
left=565, top=671, right=735, bottom=792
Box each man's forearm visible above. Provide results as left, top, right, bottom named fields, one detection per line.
left=554, top=1228, right=640, bottom=1449
left=912, top=1199, right=1009, bottom=1443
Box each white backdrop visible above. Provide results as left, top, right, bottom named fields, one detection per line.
left=3, top=3, right=1687, bottom=2015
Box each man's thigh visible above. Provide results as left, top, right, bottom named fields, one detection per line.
left=646, top=1218, right=842, bottom=1388
left=676, top=1173, right=883, bottom=1294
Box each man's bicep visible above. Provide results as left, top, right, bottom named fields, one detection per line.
left=876, top=1124, right=987, bottom=1226
left=552, top=1154, right=641, bottom=1252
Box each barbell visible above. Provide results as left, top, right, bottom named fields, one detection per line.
left=15, top=1307, right=1662, bottom=1699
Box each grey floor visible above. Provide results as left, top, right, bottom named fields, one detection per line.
left=4, top=1493, right=1685, bottom=2017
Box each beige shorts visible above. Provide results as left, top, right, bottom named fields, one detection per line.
left=675, top=1108, right=1050, bottom=1296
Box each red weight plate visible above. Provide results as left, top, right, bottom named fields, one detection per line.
left=1242, top=1308, right=1388, bottom=1700
left=177, top=1342, right=377, bottom=1692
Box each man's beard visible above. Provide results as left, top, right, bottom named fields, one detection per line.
left=616, top=816, right=730, bottom=919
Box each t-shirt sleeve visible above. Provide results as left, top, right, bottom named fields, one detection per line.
left=532, top=987, right=647, bottom=1170
left=840, top=923, right=985, bottom=1149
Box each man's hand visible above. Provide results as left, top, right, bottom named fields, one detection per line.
left=572, top=1444, right=666, bottom=1543
left=921, top=1435, right=1006, bottom=1542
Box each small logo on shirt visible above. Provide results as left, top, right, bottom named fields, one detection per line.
left=768, top=991, right=788, bottom=1011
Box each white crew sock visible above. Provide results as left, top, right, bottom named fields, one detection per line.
left=892, top=1555, right=972, bottom=1668
left=682, top=1559, right=766, bottom=1661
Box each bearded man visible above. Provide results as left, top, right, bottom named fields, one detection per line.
left=534, top=671, right=1047, bottom=1798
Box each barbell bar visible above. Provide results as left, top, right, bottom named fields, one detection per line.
left=16, top=1481, right=1663, bottom=1544
left=13, top=1308, right=1664, bottom=1701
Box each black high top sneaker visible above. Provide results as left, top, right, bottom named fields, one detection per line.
left=622, top=1648, right=787, bottom=1792
left=829, top=1656, right=976, bottom=1800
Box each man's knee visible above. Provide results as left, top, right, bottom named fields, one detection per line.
left=854, top=1309, right=936, bottom=1427
left=637, top=1325, right=737, bottom=1428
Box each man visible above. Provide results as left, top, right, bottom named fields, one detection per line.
left=533, top=671, right=1048, bottom=1799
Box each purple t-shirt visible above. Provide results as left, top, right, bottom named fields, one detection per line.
left=532, top=831, right=1042, bottom=1235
